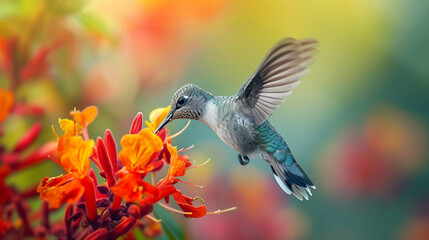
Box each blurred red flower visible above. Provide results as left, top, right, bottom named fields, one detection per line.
left=189, top=168, right=309, bottom=240
left=0, top=87, right=14, bottom=124
left=319, top=105, right=427, bottom=199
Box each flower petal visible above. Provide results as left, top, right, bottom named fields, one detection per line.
left=111, top=172, right=159, bottom=202
left=149, top=106, right=170, bottom=128
left=172, top=191, right=207, bottom=218
left=0, top=87, right=14, bottom=123
left=118, top=129, right=163, bottom=172
left=130, top=112, right=143, bottom=134
left=70, top=106, right=98, bottom=128
left=60, top=136, right=94, bottom=178
left=58, top=118, right=79, bottom=137
left=167, top=144, right=185, bottom=177
left=37, top=174, right=85, bottom=209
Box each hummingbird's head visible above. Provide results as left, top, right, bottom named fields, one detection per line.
left=154, top=84, right=213, bottom=133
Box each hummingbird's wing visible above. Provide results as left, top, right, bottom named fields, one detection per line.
left=236, top=38, right=318, bottom=125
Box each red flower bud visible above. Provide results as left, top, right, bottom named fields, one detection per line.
left=111, top=216, right=137, bottom=239
left=86, top=228, right=108, bottom=240
left=129, top=112, right=143, bottom=134
left=64, top=204, right=73, bottom=239
left=104, top=129, right=120, bottom=173
left=96, top=137, right=116, bottom=187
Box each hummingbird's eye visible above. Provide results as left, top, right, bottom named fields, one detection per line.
left=176, top=96, right=188, bottom=109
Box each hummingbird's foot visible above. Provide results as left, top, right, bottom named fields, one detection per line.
left=238, top=154, right=250, bottom=166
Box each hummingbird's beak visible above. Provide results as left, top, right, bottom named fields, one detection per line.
left=154, top=112, right=173, bottom=134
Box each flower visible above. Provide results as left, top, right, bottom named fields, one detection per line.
left=32, top=106, right=228, bottom=239
left=38, top=116, right=97, bottom=223
left=319, top=106, right=427, bottom=199
left=145, top=106, right=170, bottom=132
left=0, top=87, right=14, bottom=124
left=110, top=172, right=160, bottom=203
left=38, top=174, right=85, bottom=209
left=0, top=35, right=60, bottom=83
left=60, top=136, right=94, bottom=178
left=189, top=168, right=308, bottom=240
left=111, top=129, right=163, bottom=202
left=70, top=106, right=98, bottom=129
left=155, top=144, right=207, bottom=218
left=118, top=129, right=163, bottom=173
left=0, top=36, right=15, bottom=74
left=0, top=87, right=56, bottom=236
left=19, top=41, right=61, bottom=82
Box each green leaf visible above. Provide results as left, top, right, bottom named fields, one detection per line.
left=153, top=204, right=186, bottom=240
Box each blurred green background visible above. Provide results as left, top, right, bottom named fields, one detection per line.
left=1, top=0, right=428, bottom=239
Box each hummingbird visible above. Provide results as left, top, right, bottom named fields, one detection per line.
left=155, top=38, right=318, bottom=200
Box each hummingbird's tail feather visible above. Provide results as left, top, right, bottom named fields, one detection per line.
left=269, top=156, right=315, bottom=200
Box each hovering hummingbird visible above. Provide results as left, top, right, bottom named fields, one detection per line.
left=155, top=38, right=318, bottom=200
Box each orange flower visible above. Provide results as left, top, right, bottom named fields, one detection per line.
left=59, top=136, right=94, bottom=178
left=38, top=119, right=95, bottom=208
left=38, top=174, right=84, bottom=209
left=111, top=172, right=159, bottom=202
left=112, top=128, right=163, bottom=202
left=57, top=118, right=80, bottom=137
left=118, top=128, right=163, bottom=173
left=172, top=191, right=206, bottom=218
left=56, top=119, right=82, bottom=158
left=165, top=144, right=185, bottom=178
left=70, top=106, right=98, bottom=128
left=0, top=87, right=14, bottom=123
left=155, top=144, right=207, bottom=218
left=145, top=106, right=170, bottom=132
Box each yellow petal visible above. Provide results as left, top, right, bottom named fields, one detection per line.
left=70, top=105, right=98, bottom=128
left=119, top=128, right=163, bottom=172
left=149, top=106, right=170, bottom=129
left=60, top=136, right=94, bottom=178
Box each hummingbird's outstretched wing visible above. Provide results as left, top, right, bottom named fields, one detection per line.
left=236, top=38, right=318, bottom=125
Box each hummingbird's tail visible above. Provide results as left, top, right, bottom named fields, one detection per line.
left=265, top=153, right=315, bottom=200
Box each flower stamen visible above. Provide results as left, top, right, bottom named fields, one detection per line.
left=206, top=206, right=238, bottom=215
left=157, top=202, right=192, bottom=215
left=186, top=158, right=211, bottom=170
left=178, top=180, right=204, bottom=189
left=178, top=144, right=194, bottom=153
left=145, top=214, right=162, bottom=223
left=167, top=120, right=191, bottom=141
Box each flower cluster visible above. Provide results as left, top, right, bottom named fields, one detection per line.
left=0, top=87, right=57, bottom=236
left=33, top=106, right=232, bottom=239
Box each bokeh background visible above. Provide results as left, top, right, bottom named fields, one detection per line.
left=1, top=0, right=429, bottom=239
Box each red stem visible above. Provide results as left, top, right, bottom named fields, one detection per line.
left=42, top=201, right=50, bottom=232
left=64, top=204, right=73, bottom=239
left=13, top=196, right=34, bottom=236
